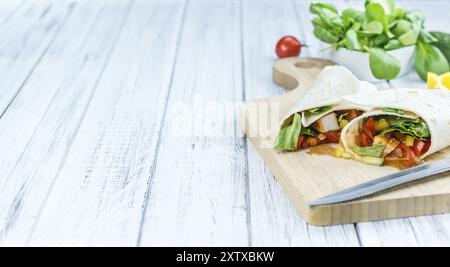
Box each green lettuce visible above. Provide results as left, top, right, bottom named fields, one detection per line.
left=274, top=113, right=302, bottom=152
left=351, top=144, right=386, bottom=157
left=380, top=116, right=430, bottom=139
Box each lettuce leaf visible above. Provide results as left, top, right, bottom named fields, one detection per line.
left=274, top=113, right=302, bottom=152
left=351, top=144, right=386, bottom=157
left=380, top=116, right=430, bottom=139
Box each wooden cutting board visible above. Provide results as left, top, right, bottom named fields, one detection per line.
left=240, top=57, right=450, bottom=226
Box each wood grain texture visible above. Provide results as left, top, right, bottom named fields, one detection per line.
left=0, top=0, right=135, bottom=246
left=0, top=0, right=75, bottom=116
left=139, top=0, right=249, bottom=246
left=0, top=0, right=447, bottom=246
left=26, top=0, right=184, bottom=246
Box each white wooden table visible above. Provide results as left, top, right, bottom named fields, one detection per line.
left=0, top=0, right=449, bottom=246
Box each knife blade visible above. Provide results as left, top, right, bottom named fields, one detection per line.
left=308, top=158, right=450, bottom=206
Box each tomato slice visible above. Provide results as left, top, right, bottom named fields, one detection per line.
left=364, top=117, right=376, bottom=136
left=412, top=140, right=431, bottom=157
left=324, top=131, right=340, bottom=143
left=296, top=135, right=305, bottom=151
left=399, top=143, right=415, bottom=167
left=359, top=132, right=370, bottom=147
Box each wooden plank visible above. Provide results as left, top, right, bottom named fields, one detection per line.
left=0, top=0, right=134, bottom=246
left=0, top=0, right=25, bottom=26
left=241, top=0, right=359, bottom=246
left=0, top=0, right=73, bottom=117
left=138, top=0, right=248, bottom=246
left=25, top=0, right=184, bottom=246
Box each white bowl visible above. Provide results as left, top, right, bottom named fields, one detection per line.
left=321, top=44, right=415, bottom=82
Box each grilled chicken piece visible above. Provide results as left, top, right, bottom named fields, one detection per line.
left=373, top=135, right=400, bottom=157
left=313, top=112, right=340, bottom=133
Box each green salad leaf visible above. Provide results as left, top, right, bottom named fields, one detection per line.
left=382, top=108, right=405, bottom=115
left=380, top=116, right=431, bottom=140
left=351, top=144, right=386, bottom=157
left=415, top=40, right=450, bottom=80
left=309, top=0, right=448, bottom=81
left=430, top=32, right=450, bottom=64
left=274, top=113, right=302, bottom=152
left=368, top=48, right=401, bottom=80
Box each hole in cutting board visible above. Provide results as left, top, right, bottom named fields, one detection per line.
left=294, top=61, right=319, bottom=69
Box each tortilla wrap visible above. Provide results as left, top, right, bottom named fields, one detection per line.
left=279, top=65, right=377, bottom=128
left=274, top=65, right=378, bottom=152
left=341, top=88, right=450, bottom=160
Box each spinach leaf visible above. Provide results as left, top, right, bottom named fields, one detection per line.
left=274, top=113, right=302, bottom=152
left=309, top=3, right=343, bottom=29
left=382, top=108, right=406, bottom=115
left=310, top=2, right=338, bottom=14
left=391, top=19, right=411, bottom=36
left=365, top=2, right=393, bottom=37
left=342, top=8, right=365, bottom=23
left=419, top=30, right=438, bottom=44
left=313, top=25, right=340, bottom=44
left=344, top=30, right=362, bottom=50
left=415, top=40, right=450, bottom=80
left=398, top=29, right=419, bottom=46
left=366, top=0, right=395, bottom=15
left=300, top=127, right=317, bottom=137
left=368, top=48, right=401, bottom=80
left=380, top=116, right=431, bottom=140
left=430, top=31, right=450, bottom=64
left=384, top=39, right=402, bottom=50
left=363, top=21, right=383, bottom=34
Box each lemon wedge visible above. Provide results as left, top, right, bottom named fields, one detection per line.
left=427, top=72, right=439, bottom=89
left=439, top=72, right=450, bottom=91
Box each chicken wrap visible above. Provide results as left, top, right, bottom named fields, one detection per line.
left=338, top=88, right=450, bottom=168
left=274, top=65, right=377, bottom=152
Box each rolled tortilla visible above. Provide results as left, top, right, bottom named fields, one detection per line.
left=274, top=65, right=377, bottom=151
left=280, top=65, right=377, bottom=128
left=341, top=88, right=450, bottom=160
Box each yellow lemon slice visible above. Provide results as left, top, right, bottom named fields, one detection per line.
left=439, top=72, right=450, bottom=91
left=427, top=72, right=439, bottom=89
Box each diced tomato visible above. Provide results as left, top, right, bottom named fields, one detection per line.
left=365, top=117, right=376, bottom=135
left=399, top=143, right=415, bottom=168
left=296, top=135, right=305, bottom=151
left=324, top=131, right=340, bottom=143
left=412, top=140, right=431, bottom=157
left=359, top=132, right=371, bottom=147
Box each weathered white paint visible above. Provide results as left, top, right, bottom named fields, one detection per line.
left=0, top=0, right=73, bottom=116
left=138, top=0, right=249, bottom=247
left=0, top=0, right=447, bottom=246
left=0, top=0, right=134, bottom=246
left=28, top=0, right=185, bottom=246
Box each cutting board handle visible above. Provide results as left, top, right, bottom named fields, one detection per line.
left=273, top=57, right=335, bottom=91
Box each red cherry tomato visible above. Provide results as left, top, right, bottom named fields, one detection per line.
left=364, top=117, right=376, bottom=136
left=399, top=143, right=415, bottom=168
left=359, top=132, right=370, bottom=147
left=275, top=36, right=301, bottom=58
left=324, top=131, right=340, bottom=143
left=412, top=140, right=431, bottom=157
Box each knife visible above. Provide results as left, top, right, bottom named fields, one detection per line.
left=308, top=158, right=450, bottom=206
